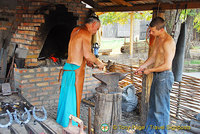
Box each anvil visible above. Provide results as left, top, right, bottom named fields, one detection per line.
left=92, top=72, right=126, bottom=93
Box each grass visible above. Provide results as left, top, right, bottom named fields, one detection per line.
left=191, top=60, right=200, bottom=64
left=184, top=60, right=200, bottom=65
left=191, top=46, right=200, bottom=49
left=100, top=38, right=125, bottom=54
left=101, top=38, right=124, bottom=49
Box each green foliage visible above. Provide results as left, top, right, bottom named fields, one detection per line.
left=180, top=9, right=200, bottom=33
left=194, top=13, right=200, bottom=32
left=134, top=11, right=152, bottom=21
left=99, top=11, right=152, bottom=25
left=99, top=12, right=130, bottom=25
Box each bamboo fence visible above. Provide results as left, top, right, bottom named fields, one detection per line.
left=113, top=63, right=200, bottom=121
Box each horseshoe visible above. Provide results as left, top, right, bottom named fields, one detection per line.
left=14, top=107, right=31, bottom=125
left=21, top=107, right=31, bottom=124
left=14, top=110, right=23, bottom=125
left=32, top=106, right=47, bottom=122
left=0, top=110, right=13, bottom=128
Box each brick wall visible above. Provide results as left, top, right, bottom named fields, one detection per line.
left=14, top=66, right=102, bottom=106
left=14, top=66, right=62, bottom=106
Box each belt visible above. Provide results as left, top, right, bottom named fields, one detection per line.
left=58, top=69, right=73, bottom=82
left=153, top=70, right=171, bottom=75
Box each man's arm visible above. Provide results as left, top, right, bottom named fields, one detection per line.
left=82, top=34, right=104, bottom=70
left=135, top=43, right=157, bottom=74
left=146, top=40, right=175, bottom=74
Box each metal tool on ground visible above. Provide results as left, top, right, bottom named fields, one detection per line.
left=14, top=107, right=31, bottom=125
left=0, top=101, right=47, bottom=128
left=33, top=106, right=47, bottom=122
left=0, top=109, right=13, bottom=128
left=62, top=114, right=86, bottom=134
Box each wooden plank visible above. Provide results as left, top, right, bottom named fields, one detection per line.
left=111, top=0, right=133, bottom=6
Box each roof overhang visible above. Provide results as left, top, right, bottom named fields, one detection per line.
left=82, top=0, right=200, bottom=12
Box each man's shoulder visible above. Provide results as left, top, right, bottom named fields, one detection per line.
left=76, top=27, right=90, bottom=37
left=164, top=35, right=175, bottom=46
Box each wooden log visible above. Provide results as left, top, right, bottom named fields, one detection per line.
left=94, top=91, right=122, bottom=134
left=99, top=49, right=112, bottom=55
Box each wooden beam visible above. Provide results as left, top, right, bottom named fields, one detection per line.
left=94, top=1, right=200, bottom=12
left=111, top=0, right=133, bottom=6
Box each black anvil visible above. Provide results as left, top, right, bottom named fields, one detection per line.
left=92, top=72, right=126, bottom=93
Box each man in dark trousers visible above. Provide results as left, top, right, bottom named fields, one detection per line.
left=135, top=17, right=176, bottom=134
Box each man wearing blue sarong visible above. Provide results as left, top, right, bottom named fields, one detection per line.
left=56, top=16, right=104, bottom=127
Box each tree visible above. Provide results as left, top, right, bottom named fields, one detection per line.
left=165, top=9, right=200, bottom=59
left=180, top=9, right=200, bottom=33
left=179, top=9, right=200, bottom=59
left=99, top=11, right=152, bottom=25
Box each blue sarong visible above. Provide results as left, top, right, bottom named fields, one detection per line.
left=56, top=63, right=80, bottom=127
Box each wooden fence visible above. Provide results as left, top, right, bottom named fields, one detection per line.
left=113, top=63, right=200, bottom=121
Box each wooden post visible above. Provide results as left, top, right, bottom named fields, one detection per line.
left=88, top=107, right=92, bottom=134
left=130, top=11, right=134, bottom=58
left=176, top=82, right=181, bottom=117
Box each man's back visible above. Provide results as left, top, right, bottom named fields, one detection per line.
left=67, top=26, right=91, bottom=66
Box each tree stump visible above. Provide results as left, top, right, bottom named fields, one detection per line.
left=92, top=72, right=126, bottom=134
left=94, top=91, right=122, bottom=133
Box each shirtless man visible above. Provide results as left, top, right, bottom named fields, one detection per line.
left=135, top=17, right=176, bottom=133
left=56, top=16, right=104, bottom=127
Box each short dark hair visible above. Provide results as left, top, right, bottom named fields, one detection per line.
left=150, top=17, right=165, bottom=30
left=85, top=15, right=100, bottom=24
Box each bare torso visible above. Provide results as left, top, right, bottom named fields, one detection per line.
left=153, top=33, right=175, bottom=70
left=67, top=26, right=91, bottom=66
